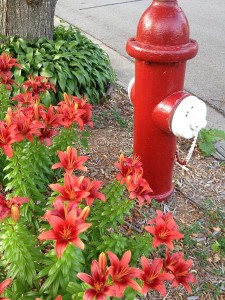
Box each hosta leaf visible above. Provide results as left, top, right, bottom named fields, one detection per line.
left=57, top=72, right=67, bottom=90
left=26, top=50, right=33, bottom=62
left=54, top=53, right=72, bottom=60
left=23, top=62, right=31, bottom=72
left=54, top=40, right=65, bottom=51
left=40, top=68, right=53, bottom=77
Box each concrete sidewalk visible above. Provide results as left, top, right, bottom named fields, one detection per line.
left=54, top=16, right=225, bottom=132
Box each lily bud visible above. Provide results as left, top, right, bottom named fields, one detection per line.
left=99, top=252, right=107, bottom=275
left=11, top=205, right=20, bottom=222
left=119, top=153, right=124, bottom=163
left=5, top=108, right=13, bottom=126
left=63, top=93, right=72, bottom=106
left=33, top=103, right=39, bottom=120
left=80, top=206, right=90, bottom=221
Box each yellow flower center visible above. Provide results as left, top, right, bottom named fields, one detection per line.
left=93, top=282, right=104, bottom=292
left=60, top=227, right=72, bottom=240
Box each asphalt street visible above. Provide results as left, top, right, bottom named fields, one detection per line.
left=55, top=0, right=225, bottom=126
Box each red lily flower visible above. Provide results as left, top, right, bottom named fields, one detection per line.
left=57, top=102, right=86, bottom=129
left=0, top=278, right=12, bottom=300
left=0, top=121, right=24, bottom=157
left=0, top=72, right=17, bottom=90
left=39, top=105, right=63, bottom=129
left=0, top=193, right=29, bottom=222
left=80, top=177, right=106, bottom=206
left=49, top=173, right=90, bottom=204
left=107, top=250, right=142, bottom=298
left=0, top=53, right=21, bottom=71
left=73, top=96, right=93, bottom=129
left=77, top=253, right=115, bottom=300
left=126, top=173, right=152, bottom=206
left=43, top=200, right=90, bottom=224
left=37, top=105, right=63, bottom=146
left=59, top=94, right=93, bottom=128
left=164, top=249, right=196, bottom=293
left=114, top=154, right=143, bottom=184
left=140, top=256, right=173, bottom=296
left=145, top=215, right=184, bottom=250
left=7, top=109, right=43, bottom=142
left=148, top=210, right=179, bottom=230
left=163, top=249, right=183, bottom=272
left=11, top=92, right=39, bottom=106
left=38, top=208, right=91, bottom=258
left=52, top=146, right=88, bottom=174
left=22, top=75, right=56, bottom=97
left=39, top=127, right=59, bottom=146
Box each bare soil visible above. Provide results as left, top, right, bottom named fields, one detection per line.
left=82, top=86, right=225, bottom=300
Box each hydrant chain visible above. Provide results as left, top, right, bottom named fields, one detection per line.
left=175, top=130, right=200, bottom=167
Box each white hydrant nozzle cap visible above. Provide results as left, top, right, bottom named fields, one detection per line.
left=128, top=77, right=135, bottom=102
left=171, top=95, right=207, bottom=139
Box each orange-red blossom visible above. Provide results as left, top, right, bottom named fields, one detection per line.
left=38, top=207, right=91, bottom=258
left=145, top=211, right=184, bottom=250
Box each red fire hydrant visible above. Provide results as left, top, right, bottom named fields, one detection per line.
left=126, top=0, right=207, bottom=201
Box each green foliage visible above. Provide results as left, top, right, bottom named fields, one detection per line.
left=50, top=125, right=79, bottom=162
left=85, top=181, right=135, bottom=263
left=123, top=286, right=142, bottom=300
left=127, top=232, right=153, bottom=264
left=211, top=238, right=225, bottom=255
left=0, top=84, right=10, bottom=120
left=66, top=282, right=87, bottom=299
left=198, top=128, right=225, bottom=156
left=4, top=142, right=47, bottom=221
left=0, top=221, right=40, bottom=298
left=38, top=245, right=85, bottom=299
left=0, top=25, right=115, bottom=104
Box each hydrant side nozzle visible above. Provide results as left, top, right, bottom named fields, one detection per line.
left=152, top=91, right=189, bottom=134
left=153, top=93, right=208, bottom=139
left=128, top=77, right=135, bottom=105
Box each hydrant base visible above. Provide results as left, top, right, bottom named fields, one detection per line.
left=151, top=185, right=174, bottom=202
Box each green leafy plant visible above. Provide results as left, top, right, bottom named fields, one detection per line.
left=0, top=84, right=11, bottom=120
left=198, top=128, right=225, bottom=156
left=0, top=25, right=115, bottom=105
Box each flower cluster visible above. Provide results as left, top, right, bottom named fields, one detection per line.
left=114, top=154, right=153, bottom=206
left=1, top=91, right=92, bottom=156
left=38, top=146, right=105, bottom=258
left=78, top=211, right=196, bottom=299
left=77, top=251, right=143, bottom=299
left=22, top=75, right=56, bottom=98
left=0, top=53, right=93, bottom=157
left=0, top=53, right=21, bottom=90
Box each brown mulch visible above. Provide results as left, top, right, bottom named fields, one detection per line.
left=82, top=85, right=225, bottom=300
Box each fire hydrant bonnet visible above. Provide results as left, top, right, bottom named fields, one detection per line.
left=126, top=0, right=198, bottom=63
